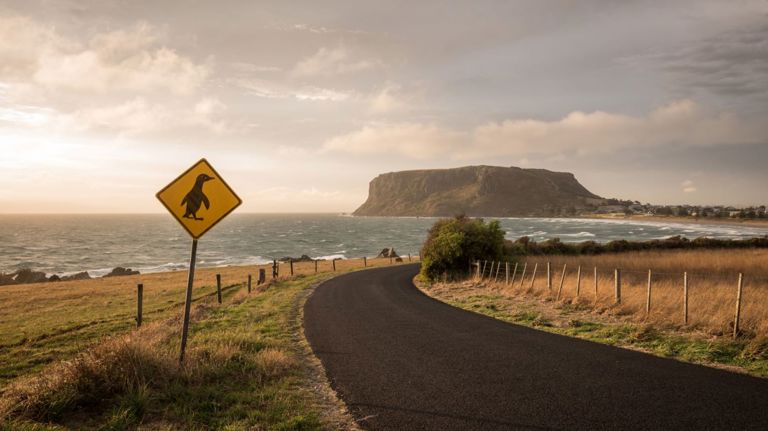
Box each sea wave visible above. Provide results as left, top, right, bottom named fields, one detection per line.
left=560, top=231, right=596, bottom=238
left=314, top=254, right=347, bottom=260
left=2, top=214, right=766, bottom=276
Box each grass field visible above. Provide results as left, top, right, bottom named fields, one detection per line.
left=0, top=256, right=412, bottom=429
left=488, top=249, right=768, bottom=337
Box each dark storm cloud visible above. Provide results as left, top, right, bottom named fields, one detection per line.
left=660, top=21, right=768, bottom=98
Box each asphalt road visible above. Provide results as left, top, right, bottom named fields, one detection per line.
left=303, top=264, right=768, bottom=430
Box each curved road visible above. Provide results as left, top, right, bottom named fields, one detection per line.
left=304, top=264, right=768, bottom=430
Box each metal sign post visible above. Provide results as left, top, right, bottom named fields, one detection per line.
left=179, top=238, right=198, bottom=363
left=156, top=158, right=242, bottom=364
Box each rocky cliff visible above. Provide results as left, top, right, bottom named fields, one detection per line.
left=353, top=166, right=604, bottom=217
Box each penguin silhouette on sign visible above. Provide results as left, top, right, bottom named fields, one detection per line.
left=181, top=174, right=215, bottom=220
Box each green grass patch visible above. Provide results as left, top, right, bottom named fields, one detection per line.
left=0, top=273, right=339, bottom=430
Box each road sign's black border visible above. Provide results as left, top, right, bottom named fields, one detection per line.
left=155, top=158, right=243, bottom=239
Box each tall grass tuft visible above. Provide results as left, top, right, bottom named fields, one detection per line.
left=0, top=304, right=295, bottom=426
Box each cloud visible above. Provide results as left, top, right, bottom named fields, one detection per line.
left=291, top=46, right=377, bottom=77
left=0, top=16, right=209, bottom=95
left=470, top=100, right=767, bottom=157
left=635, top=22, right=768, bottom=99
left=681, top=179, right=697, bottom=193
left=322, top=122, right=465, bottom=159
left=369, top=83, right=415, bottom=114
left=234, top=78, right=350, bottom=101
left=59, top=97, right=229, bottom=134
left=324, top=100, right=768, bottom=160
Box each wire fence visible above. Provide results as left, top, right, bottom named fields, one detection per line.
left=471, top=258, right=766, bottom=338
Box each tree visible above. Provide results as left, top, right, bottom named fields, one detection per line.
left=420, top=215, right=505, bottom=281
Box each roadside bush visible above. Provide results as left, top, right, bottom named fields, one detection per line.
left=420, top=215, right=505, bottom=281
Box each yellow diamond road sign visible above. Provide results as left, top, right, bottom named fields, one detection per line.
left=156, top=158, right=242, bottom=239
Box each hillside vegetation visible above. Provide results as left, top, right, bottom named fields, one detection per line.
left=354, top=165, right=603, bottom=217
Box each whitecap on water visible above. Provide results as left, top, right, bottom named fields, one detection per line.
left=315, top=253, right=346, bottom=260
left=560, top=232, right=595, bottom=238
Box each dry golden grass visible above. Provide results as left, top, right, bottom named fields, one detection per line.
left=0, top=267, right=374, bottom=429
left=0, top=256, right=417, bottom=385
left=479, top=249, right=768, bottom=337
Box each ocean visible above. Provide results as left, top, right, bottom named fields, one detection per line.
left=1, top=214, right=767, bottom=277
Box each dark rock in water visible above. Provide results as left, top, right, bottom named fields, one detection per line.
left=62, top=271, right=92, bottom=281
left=48, top=275, right=61, bottom=282
left=13, top=269, right=49, bottom=284
left=377, top=248, right=399, bottom=258
left=279, top=254, right=314, bottom=262
left=0, top=273, right=16, bottom=286
left=103, top=267, right=140, bottom=277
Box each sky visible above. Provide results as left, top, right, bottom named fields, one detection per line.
left=0, top=0, right=766, bottom=213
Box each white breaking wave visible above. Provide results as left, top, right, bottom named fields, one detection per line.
left=560, top=231, right=596, bottom=238
left=314, top=254, right=347, bottom=260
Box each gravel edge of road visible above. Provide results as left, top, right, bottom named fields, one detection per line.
left=292, top=276, right=365, bottom=430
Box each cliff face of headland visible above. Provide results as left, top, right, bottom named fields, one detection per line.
left=353, top=166, right=604, bottom=217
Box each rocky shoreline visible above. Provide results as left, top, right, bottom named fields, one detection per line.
left=0, top=266, right=140, bottom=286
left=2, top=248, right=406, bottom=287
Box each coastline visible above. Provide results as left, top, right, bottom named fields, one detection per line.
left=581, top=214, right=768, bottom=228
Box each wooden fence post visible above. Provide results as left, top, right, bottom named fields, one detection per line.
left=216, top=273, right=222, bottom=304
left=408, top=253, right=412, bottom=262
left=594, top=267, right=598, bottom=302
left=518, top=262, right=528, bottom=288
left=314, top=259, right=318, bottom=273
left=733, top=273, right=744, bottom=338
left=481, top=261, right=487, bottom=279
left=364, top=256, right=367, bottom=267
left=683, top=271, right=688, bottom=325
left=475, top=261, right=481, bottom=279
left=529, top=263, right=538, bottom=289
left=575, top=266, right=582, bottom=297
left=258, top=268, right=266, bottom=284
left=494, top=262, right=501, bottom=282
left=333, top=259, right=337, bottom=271
left=645, top=270, right=652, bottom=316
left=290, top=259, right=294, bottom=276
left=505, top=262, right=510, bottom=285
left=136, top=283, right=143, bottom=328
left=547, top=262, right=552, bottom=291
left=510, top=262, right=518, bottom=285
left=489, top=261, right=495, bottom=281
left=272, top=260, right=278, bottom=278
left=556, top=264, right=567, bottom=300
left=614, top=269, right=621, bottom=304
left=247, top=274, right=252, bottom=293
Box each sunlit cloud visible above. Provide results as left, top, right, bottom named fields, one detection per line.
left=323, top=100, right=768, bottom=160
left=291, top=46, right=378, bottom=77
left=0, top=16, right=209, bottom=95
left=470, top=100, right=768, bottom=157
left=322, top=122, right=465, bottom=159
left=233, top=78, right=351, bottom=101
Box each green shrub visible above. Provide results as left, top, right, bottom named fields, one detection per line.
left=420, top=216, right=505, bottom=281
left=502, top=234, right=768, bottom=256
